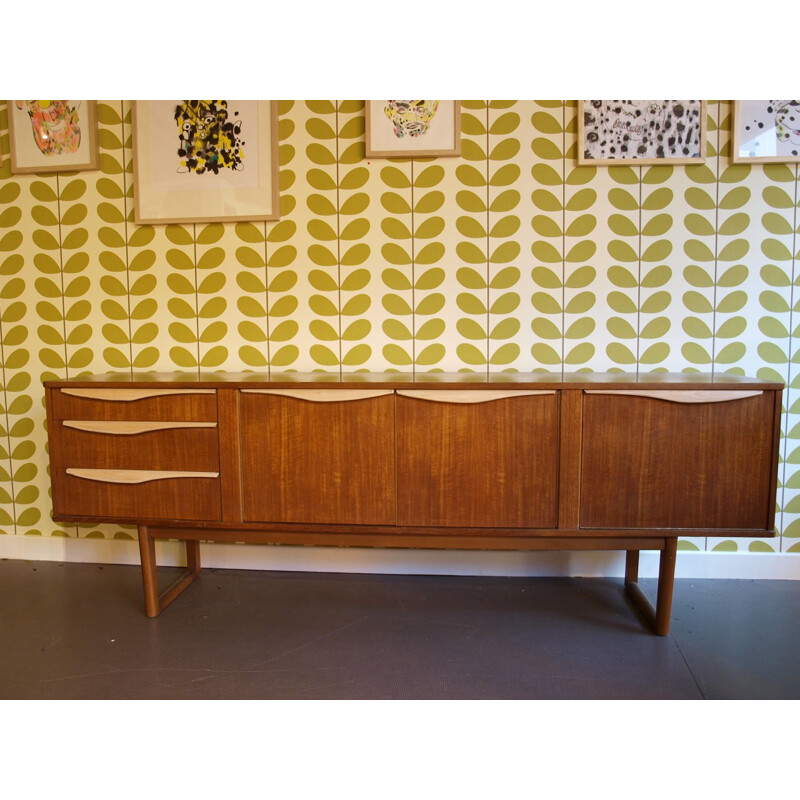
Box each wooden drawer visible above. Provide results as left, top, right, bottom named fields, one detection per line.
left=580, top=389, right=777, bottom=530
left=51, top=387, right=217, bottom=422
left=51, top=420, right=219, bottom=471
left=54, top=468, right=221, bottom=522
left=396, top=390, right=559, bottom=528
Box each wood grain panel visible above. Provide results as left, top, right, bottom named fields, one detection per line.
left=584, top=389, right=763, bottom=403
left=52, top=423, right=219, bottom=471
left=396, top=393, right=559, bottom=528
left=396, top=389, right=555, bottom=403
left=60, top=388, right=215, bottom=401
left=241, top=388, right=394, bottom=401
left=580, top=391, right=778, bottom=530
left=239, top=392, right=396, bottom=525
left=52, top=389, right=217, bottom=422
left=54, top=470, right=221, bottom=522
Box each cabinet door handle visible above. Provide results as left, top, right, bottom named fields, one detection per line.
left=240, top=388, right=394, bottom=402
left=61, top=388, right=215, bottom=401
left=584, top=389, right=763, bottom=403
left=66, top=468, right=219, bottom=484
left=63, top=421, right=217, bottom=435
left=397, top=389, right=556, bottom=404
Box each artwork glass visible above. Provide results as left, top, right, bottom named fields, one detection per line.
left=7, top=100, right=99, bottom=174
left=578, top=100, right=706, bottom=165
left=733, top=101, right=800, bottom=163
left=366, top=101, right=461, bottom=157
left=132, top=100, right=279, bottom=224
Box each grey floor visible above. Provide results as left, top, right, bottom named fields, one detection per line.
left=1, top=559, right=798, bottom=699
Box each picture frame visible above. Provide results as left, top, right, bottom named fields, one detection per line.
left=366, top=101, right=461, bottom=158
left=7, top=101, right=99, bottom=174
left=732, top=100, right=800, bottom=164
left=132, top=100, right=279, bottom=224
left=577, top=100, right=706, bottom=166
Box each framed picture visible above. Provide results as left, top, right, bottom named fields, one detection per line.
left=132, top=100, right=279, bottom=224
left=578, top=100, right=706, bottom=166
left=7, top=101, right=99, bottom=174
left=732, top=100, right=800, bottom=164
left=366, top=101, right=461, bottom=157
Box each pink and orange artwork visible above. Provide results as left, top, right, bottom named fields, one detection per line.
left=15, top=100, right=82, bottom=156
left=7, top=100, right=99, bottom=174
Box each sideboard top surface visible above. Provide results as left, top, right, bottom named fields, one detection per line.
left=44, top=371, right=784, bottom=392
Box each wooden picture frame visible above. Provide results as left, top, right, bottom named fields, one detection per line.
left=7, top=101, right=99, bottom=174
left=577, top=100, right=706, bottom=166
left=732, top=100, right=800, bottom=164
left=366, top=100, right=461, bottom=158
left=132, top=100, right=279, bottom=224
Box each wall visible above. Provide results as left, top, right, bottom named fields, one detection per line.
left=1, top=100, right=798, bottom=575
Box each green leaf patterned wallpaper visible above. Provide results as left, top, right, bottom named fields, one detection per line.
left=0, top=100, right=797, bottom=556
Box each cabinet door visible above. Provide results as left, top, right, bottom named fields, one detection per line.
left=240, top=389, right=396, bottom=525
left=396, top=390, right=559, bottom=528
left=580, top=390, right=777, bottom=530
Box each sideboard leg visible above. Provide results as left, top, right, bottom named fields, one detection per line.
left=137, top=525, right=160, bottom=618
left=136, top=526, right=203, bottom=618
left=625, top=549, right=640, bottom=584
left=654, top=537, right=678, bottom=637
left=623, top=539, right=677, bottom=636
left=186, top=538, right=201, bottom=574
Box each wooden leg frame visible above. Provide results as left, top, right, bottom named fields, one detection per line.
left=135, top=527, right=678, bottom=635
left=623, top=537, right=678, bottom=636
left=137, top=525, right=202, bottom=618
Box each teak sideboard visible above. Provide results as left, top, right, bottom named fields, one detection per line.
left=44, top=371, right=783, bottom=635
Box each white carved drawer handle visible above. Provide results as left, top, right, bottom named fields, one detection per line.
left=63, top=421, right=217, bottom=435
left=241, top=389, right=394, bottom=402
left=397, top=389, right=556, bottom=404
left=66, top=469, right=219, bottom=484
left=61, top=388, right=215, bottom=401
left=584, top=389, right=763, bottom=403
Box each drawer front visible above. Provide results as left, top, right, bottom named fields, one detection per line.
left=54, top=469, right=221, bottom=522
left=397, top=391, right=559, bottom=528
left=51, top=388, right=217, bottom=422
left=51, top=421, right=219, bottom=471
left=580, top=390, right=776, bottom=530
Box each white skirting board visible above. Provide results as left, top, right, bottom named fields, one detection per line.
left=1, top=535, right=799, bottom=580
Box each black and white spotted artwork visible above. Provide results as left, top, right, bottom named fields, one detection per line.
left=581, top=100, right=705, bottom=162
left=735, top=100, right=800, bottom=162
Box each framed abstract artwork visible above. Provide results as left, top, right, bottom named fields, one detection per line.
left=365, top=101, right=461, bottom=157
left=732, top=101, right=800, bottom=163
left=578, top=100, right=706, bottom=166
left=132, top=100, right=279, bottom=224
left=7, top=101, right=99, bottom=174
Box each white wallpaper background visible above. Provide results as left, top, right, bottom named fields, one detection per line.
left=0, top=100, right=797, bottom=563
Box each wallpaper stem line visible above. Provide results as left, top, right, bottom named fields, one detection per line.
left=485, top=105, right=490, bottom=376
left=335, top=104, right=342, bottom=376
left=712, top=102, right=721, bottom=377
left=0, top=315, right=13, bottom=531
left=122, top=101, right=134, bottom=378
left=637, top=165, right=642, bottom=375
left=263, top=218, right=272, bottom=371
left=781, top=163, right=799, bottom=552
left=561, top=101, right=566, bottom=377
left=410, top=157, right=416, bottom=371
